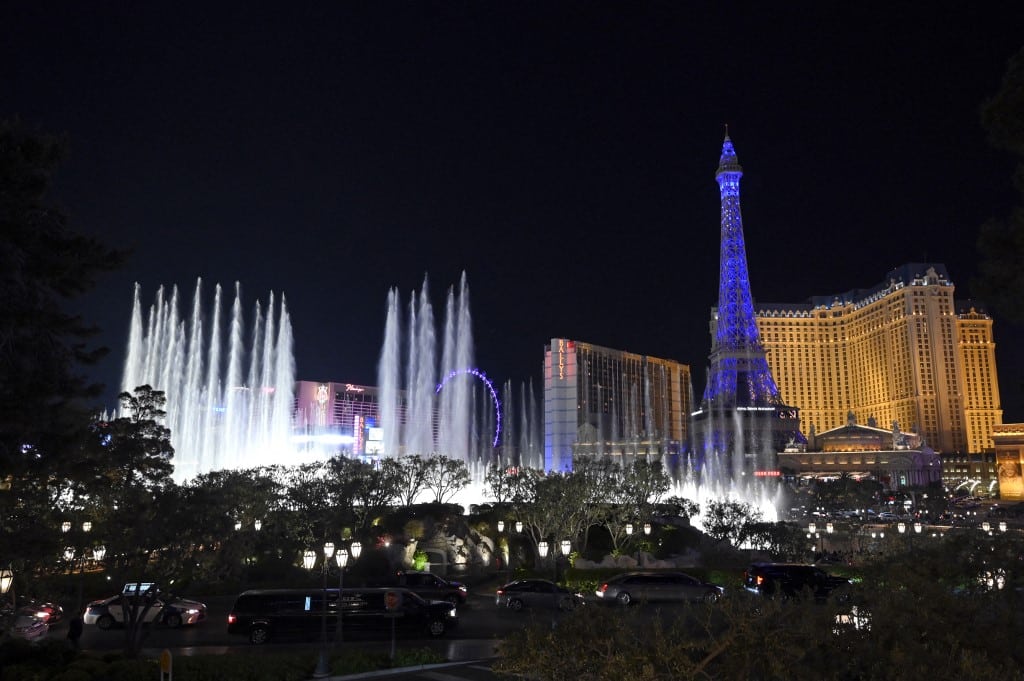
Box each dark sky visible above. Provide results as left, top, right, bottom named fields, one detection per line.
left=5, top=2, right=1024, bottom=420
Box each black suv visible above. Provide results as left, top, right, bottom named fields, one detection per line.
left=742, top=563, right=851, bottom=601
left=366, top=571, right=468, bottom=606
left=227, top=587, right=457, bottom=644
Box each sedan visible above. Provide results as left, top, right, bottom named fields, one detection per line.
left=84, top=593, right=207, bottom=629
left=8, top=613, right=49, bottom=642
left=596, top=571, right=725, bottom=606
left=20, top=600, right=64, bottom=626
left=495, top=579, right=585, bottom=611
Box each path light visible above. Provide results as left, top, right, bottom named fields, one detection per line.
left=538, top=541, right=549, bottom=559
left=808, top=522, right=817, bottom=535
left=999, top=521, right=1007, bottom=533
left=914, top=523, right=922, bottom=534
left=61, top=521, right=71, bottom=534
left=515, top=521, right=523, bottom=534
left=93, top=545, right=106, bottom=561
left=82, top=521, right=92, bottom=533
left=234, top=520, right=242, bottom=531
left=644, top=523, right=652, bottom=536
left=302, top=549, right=316, bottom=571
left=826, top=522, right=834, bottom=534
left=560, top=539, right=571, bottom=556
left=982, top=521, right=991, bottom=533
left=626, top=523, right=634, bottom=536
left=254, top=519, right=262, bottom=531
left=497, top=520, right=504, bottom=533
left=350, top=542, right=362, bottom=559
left=898, top=523, right=906, bottom=534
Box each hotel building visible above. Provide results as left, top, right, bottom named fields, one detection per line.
left=755, top=263, right=1002, bottom=456
left=543, top=338, right=691, bottom=473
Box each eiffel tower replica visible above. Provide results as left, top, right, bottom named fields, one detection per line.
left=690, top=133, right=804, bottom=485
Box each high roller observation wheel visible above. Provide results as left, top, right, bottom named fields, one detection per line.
left=434, top=367, right=502, bottom=447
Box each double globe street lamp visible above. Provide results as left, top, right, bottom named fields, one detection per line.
left=305, top=540, right=363, bottom=679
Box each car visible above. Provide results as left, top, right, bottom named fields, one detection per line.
left=19, top=600, right=64, bottom=626
left=84, top=592, right=208, bottom=629
left=742, top=562, right=851, bottom=601
left=227, top=587, right=458, bottom=644
left=495, top=579, right=585, bottom=612
left=6, top=613, right=50, bottom=642
left=595, top=571, right=724, bottom=606
left=368, top=570, right=468, bottom=606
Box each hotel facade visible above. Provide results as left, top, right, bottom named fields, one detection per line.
left=543, top=338, right=691, bottom=473
left=755, top=263, right=1002, bottom=457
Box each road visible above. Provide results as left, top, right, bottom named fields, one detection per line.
left=52, top=589, right=564, bottom=657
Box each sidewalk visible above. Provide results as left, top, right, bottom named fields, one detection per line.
left=314, top=638, right=502, bottom=681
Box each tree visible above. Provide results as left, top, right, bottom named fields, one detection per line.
left=702, top=499, right=763, bottom=547
left=85, top=386, right=175, bottom=577
left=392, top=455, right=429, bottom=506
left=0, top=118, right=125, bottom=575
left=421, top=454, right=471, bottom=504
left=974, top=47, right=1024, bottom=323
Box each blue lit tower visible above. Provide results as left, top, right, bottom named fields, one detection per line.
left=690, top=134, right=804, bottom=485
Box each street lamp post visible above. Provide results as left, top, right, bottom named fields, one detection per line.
left=312, top=541, right=335, bottom=679
left=537, top=540, right=549, bottom=579
left=334, top=548, right=348, bottom=647
left=0, top=566, right=14, bottom=615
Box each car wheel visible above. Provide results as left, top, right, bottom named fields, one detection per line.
left=508, top=598, right=524, bottom=612
left=96, top=614, right=115, bottom=630
left=165, top=612, right=183, bottom=628
left=427, top=618, right=446, bottom=637
left=702, top=591, right=720, bottom=604
left=249, top=625, right=270, bottom=645
left=616, top=592, right=632, bottom=606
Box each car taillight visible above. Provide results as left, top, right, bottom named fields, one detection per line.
left=227, top=613, right=236, bottom=624
left=756, top=575, right=764, bottom=586
left=496, top=589, right=504, bottom=596
left=598, top=583, right=608, bottom=593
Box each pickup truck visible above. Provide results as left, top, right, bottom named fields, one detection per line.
left=367, top=570, right=468, bottom=606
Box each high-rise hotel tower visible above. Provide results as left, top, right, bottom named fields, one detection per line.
left=690, top=135, right=804, bottom=481
left=756, top=264, right=1002, bottom=455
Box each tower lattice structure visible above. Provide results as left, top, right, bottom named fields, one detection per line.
left=691, top=135, right=803, bottom=475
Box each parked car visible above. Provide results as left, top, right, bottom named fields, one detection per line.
left=596, top=571, right=724, bottom=605
left=7, top=613, right=49, bottom=642
left=19, top=600, right=64, bottom=626
left=495, top=579, right=585, bottom=611
left=227, top=587, right=457, bottom=644
left=742, top=562, right=851, bottom=601
left=367, top=570, right=468, bottom=606
left=84, top=592, right=207, bottom=629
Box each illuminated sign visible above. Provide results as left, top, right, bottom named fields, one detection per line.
left=558, top=339, right=566, bottom=380
left=753, top=470, right=781, bottom=477
left=353, top=415, right=365, bottom=455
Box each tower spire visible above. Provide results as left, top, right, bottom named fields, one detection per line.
left=690, top=134, right=804, bottom=487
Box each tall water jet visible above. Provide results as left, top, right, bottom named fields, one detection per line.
left=376, top=273, right=500, bottom=469
left=121, top=280, right=296, bottom=482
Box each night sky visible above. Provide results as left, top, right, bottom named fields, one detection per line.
left=5, top=3, right=1024, bottom=420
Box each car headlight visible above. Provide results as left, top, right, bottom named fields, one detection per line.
left=448, top=607, right=457, bottom=617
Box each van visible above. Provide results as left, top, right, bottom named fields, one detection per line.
left=226, top=587, right=457, bottom=644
